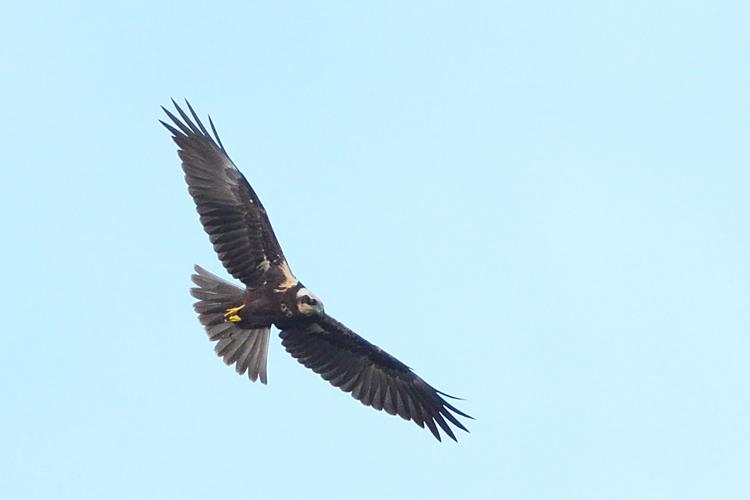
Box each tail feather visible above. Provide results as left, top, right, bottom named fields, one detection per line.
left=190, top=265, right=271, bottom=384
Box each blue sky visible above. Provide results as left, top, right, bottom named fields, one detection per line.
left=1, top=1, right=748, bottom=499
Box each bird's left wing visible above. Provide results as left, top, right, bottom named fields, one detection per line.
left=161, top=100, right=291, bottom=289
left=280, top=314, right=472, bottom=442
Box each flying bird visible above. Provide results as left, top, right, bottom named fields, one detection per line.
left=161, top=100, right=471, bottom=442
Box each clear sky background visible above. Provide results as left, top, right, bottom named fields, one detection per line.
left=1, top=1, right=748, bottom=499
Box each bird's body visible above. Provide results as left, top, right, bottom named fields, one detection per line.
left=162, top=100, right=471, bottom=441
left=232, top=281, right=323, bottom=329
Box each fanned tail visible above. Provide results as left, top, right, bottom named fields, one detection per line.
left=190, top=265, right=271, bottom=384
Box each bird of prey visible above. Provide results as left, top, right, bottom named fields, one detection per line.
left=161, top=100, right=471, bottom=442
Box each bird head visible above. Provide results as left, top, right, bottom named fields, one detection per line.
left=295, top=286, right=325, bottom=316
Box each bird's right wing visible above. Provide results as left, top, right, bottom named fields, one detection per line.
left=280, top=314, right=472, bottom=442
left=161, top=101, right=294, bottom=290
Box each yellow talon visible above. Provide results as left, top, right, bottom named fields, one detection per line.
left=224, top=304, right=246, bottom=323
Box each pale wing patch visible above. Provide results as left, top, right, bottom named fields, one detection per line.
left=275, top=259, right=298, bottom=291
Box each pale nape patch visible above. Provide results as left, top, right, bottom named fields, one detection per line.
left=296, top=287, right=325, bottom=315
left=296, top=287, right=322, bottom=303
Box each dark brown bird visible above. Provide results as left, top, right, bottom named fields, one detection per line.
left=161, top=100, right=471, bottom=441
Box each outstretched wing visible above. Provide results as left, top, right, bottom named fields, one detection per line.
left=161, top=100, right=292, bottom=289
left=280, top=315, right=472, bottom=442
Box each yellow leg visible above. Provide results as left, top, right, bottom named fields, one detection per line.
left=224, top=304, right=246, bottom=323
